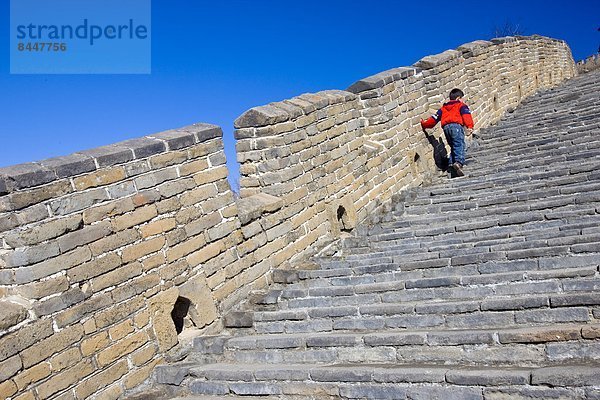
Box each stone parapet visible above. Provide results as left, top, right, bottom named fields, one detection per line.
left=0, top=34, right=577, bottom=400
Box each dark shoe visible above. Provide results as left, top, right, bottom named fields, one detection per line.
left=452, top=162, right=464, bottom=177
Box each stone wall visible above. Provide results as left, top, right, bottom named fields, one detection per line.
left=235, top=35, right=576, bottom=242
left=0, top=35, right=575, bottom=400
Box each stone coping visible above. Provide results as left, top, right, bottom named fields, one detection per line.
left=0, top=123, right=222, bottom=194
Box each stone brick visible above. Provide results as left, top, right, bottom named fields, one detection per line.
left=58, top=220, right=112, bottom=253
left=50, top=188, right=109, bottom=216
left=112, top=205, right=158, bottom=231
left=167, top=235, right=207, bottom=263
left=124, top=359, right=161, bottom=389
left=54, top=293, right=113, bottom=328
left=14, top=275, right=68, bottom=299
left=179, top=158, right=210, bottom=177
left=0, top=300, right=28, bottom=330
left=179, top=183, right=219, bottom=207
left=192, top=165, right=228, bottom=185
left=109, top=319, right=134, bottom=341
left=0, top=319, right=54, bottom=362
left=122, top=236, right=165, bottom=263
left=4, top=214, right=82, bottom=247
left=8, top=180, right=72, bottom=211
left=90, top=262, right=143, bottom=292
left=339, top=385, right=408, bottom=399
left=582, top=325, right=600, bottom=339
left=148, top=287, right=179, bottom=352
left=75, top=360, right=128, bottom=399
left=95, top=297, right=144, bottom=329
left=446, top=368, right=531, bottom=386
left=140, top=217, right=177, bottom=238
left=532, top=365, right=600, bottom=386
left=186, top=239, right=226, bottom=267
left=81, top=331, right=111, bottom=356
left=0, top=380, right=18, bottom=399
left=183, top=212, right=222, bottom=237
left=149, top=150, right=188, bottom=169
left=83, top=198, right=135, bottom=224
left=0, top=354, right=22, bottom=382
left=89, top=228, right=140, bottom=256
left=49, top=347, right=82, bottom=372
left=3, top=241, right=61, bottom=268
left=97, top=330, right=149, bottom=366
left=13, top=391, right=37, bottom=400
left=35, top=358, right=94, bottom=399
left=20, top=324, right=84, bottom=368
left=73, top=167, right=126, bottom=191
left=13, top=246, right=92, bottom=284
left=134, top=168, right=178, bottom=190
left=131, top=343, right=157, bottom=366
left=32, top=287, right=88, bottom=317
left=68, top=253, right=122, bottom=282
left=498, top=326, right=581, bottom=344
left=14, top=362, right=52, bottom=391
left=179, top=274, right=218, bottom=329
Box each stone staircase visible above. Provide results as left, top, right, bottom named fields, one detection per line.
left=153, top=70, right=600, bottom=399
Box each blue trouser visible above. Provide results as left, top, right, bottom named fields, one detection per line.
left=443, top=123, right=466, bottom=167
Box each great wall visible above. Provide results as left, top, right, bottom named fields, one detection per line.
left=1, top=35, right=598, bottom=399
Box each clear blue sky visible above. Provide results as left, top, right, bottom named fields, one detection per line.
left=1, top=0, right=598, bottom=188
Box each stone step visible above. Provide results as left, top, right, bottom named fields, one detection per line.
left=158, top=362, right=600, bottom=399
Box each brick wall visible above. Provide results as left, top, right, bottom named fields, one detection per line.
left=0, top=35, right=575, bottom=400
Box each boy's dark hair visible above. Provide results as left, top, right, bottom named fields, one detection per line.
left=449, top=88, right=464, bottom=100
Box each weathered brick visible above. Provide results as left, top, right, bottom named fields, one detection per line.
left=75, top=359, right=128, bottom=399
left=532, top=365, right=600, bottom=386
left=193, top=165, right=228, bottom=185
left=73, top=166, right=126, bottom=191
left=8, top=180, right=72, bottom=210
left=134, top=167, right=178, bottom=190
left=107, top=182, right=137, bottom=198
left=58, top=220, right=112, bottom=253
left=15, top=275, right=70, bottom=299
left=83, top=198, right=135, bottom=224
left=0, top=379, right=18, bottom=399
left=81, top=331, right=111, bottom=356
left=0, top=300, right=28, bottom=330
left=20, top=324, right=84, bottom=368
left=109, top=319, right=134, bottom=341
left=130, top=343, right=157, bottom=366
left=446, top=368, right=530, bottom=386
left=112, top=205, right=158, bottom=231
left=124, top=359, right=161, bottom=389
left=68, top=253, right=122, bottom=282
left=186, top=239, right=226, bottom=267
left=3, top=241, right=61, bottom=268
left=167, top=235, right=207, bottom=263
left=140, top=217, right=177, bottom=238
left=95, top=297, right=145, bottom=329
left=179, top=183, right=219, bottom=207
left=0, top=354, right=22, bottom=382
left=183, top=212, right=222, bottom=237
left=122, top=236, right=166, bottom=263
left=498, top=326, right=581, bottom=344
left=90, top=262, right=143, bottom=292
left=32, top=287, right=88, bottom=317
left=54, top=293, right=113, bottom=328
left=4, top=214, right=82, bottom=247
left=13, top=246, right=92, bottom=284
left=89, top=228, right=140, bottom=256
left=50, top=188, right=109, bottom=215
left=14, top=362, right=52, bottom=390
left=49, top=347, right=82, bottom=372
left=35, top=358, right=94, bottom=399
left=179, top=158, right=209, bottom=177
left=0, top=319, right=53, bottom=362
left=97, top=330, right=149, bottom=366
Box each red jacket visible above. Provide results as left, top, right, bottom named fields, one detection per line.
left=421, top=100, right=474, bottom=130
